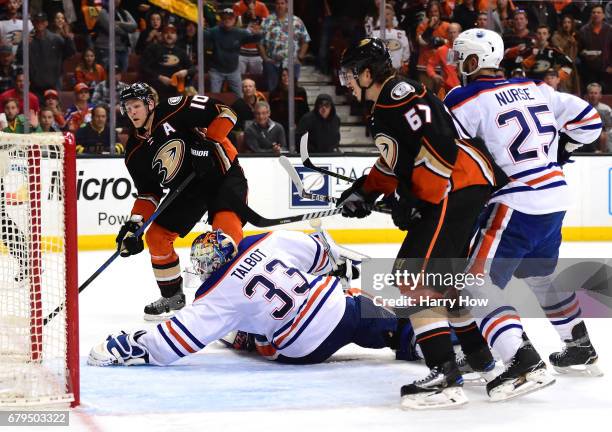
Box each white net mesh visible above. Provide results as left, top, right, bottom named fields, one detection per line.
left=0, top=132, right=74, bottom=406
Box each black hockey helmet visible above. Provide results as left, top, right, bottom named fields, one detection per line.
left=339, top=38, right=393, bottom=86
left=119, top=82, right=159, bottom=115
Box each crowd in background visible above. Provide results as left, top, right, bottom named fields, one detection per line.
left=0, top=0, right=610, bottom=154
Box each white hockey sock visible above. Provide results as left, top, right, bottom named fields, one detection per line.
left=477, top=306, right=523, bottom=364
left=526, top=275, right=582, bottom=341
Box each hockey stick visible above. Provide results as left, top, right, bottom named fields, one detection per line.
left=44, top=172, right=197, bottom=325
left=278, top=156, right=391, bottom=214
left=299, top=133, right=355, bottom=182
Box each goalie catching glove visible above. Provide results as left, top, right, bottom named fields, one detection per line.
left=88, top=330, right=150, bottom=366
left=116, top=214, right=145, bottom=257
left=337, top=175, right=380, bottom=218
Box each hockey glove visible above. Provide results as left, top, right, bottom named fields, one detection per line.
left=328, top=261, right=361, bottom=280
left=337, top=175, right=379, bottom=218
left=190, top=138, right=217, bottom=178
left=385, top=189, right=422, bottom=231
left=557, top=132, right=582, bottom=166
left=116, top=215, right=145, bottom=257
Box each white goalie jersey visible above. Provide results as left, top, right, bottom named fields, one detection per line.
left=142, top=231, right=347, bottom=365
left=445, top=78, right=602, bottom=214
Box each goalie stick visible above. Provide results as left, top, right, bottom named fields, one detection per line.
left=44, top=172, right=197, bottom=325
left=278, top=155, right=391, bottom=214
left=299, top=133, right=355, bottom=182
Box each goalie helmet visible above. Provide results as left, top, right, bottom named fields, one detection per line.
left=119, top=82, right=159, bottom=115
left=450, top=29, right=504, bottom=77
left=190, top=230, right=237, bottom=282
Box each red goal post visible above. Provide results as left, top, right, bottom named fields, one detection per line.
left=0, top=131, right=78, bottom=407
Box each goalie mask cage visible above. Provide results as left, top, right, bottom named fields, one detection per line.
left=0, top=132, right=78, bottom=407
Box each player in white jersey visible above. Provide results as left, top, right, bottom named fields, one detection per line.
left=88, top=230, right=418, bottom=367
left=445, top=29, right=603, bottom=401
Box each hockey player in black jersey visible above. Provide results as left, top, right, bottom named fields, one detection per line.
left=336, top=38, right=506, bottom=409
left=117, top=83, right=248, bottom=320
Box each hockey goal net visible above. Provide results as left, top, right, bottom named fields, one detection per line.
left=0, top=132, right=78, bottom=407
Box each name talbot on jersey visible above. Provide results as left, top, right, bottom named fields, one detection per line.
left=231, top=248, right=267, bottom=280
left=495, top=87, right=535, bottom=106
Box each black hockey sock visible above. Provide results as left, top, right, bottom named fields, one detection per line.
left=451, top=321, right=489, bottom=355
left=159, top=277, right=183, bottom=298
left=415, top=326, right=455, bottom=369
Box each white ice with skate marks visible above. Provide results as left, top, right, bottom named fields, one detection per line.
left=71, top=242, right=612, bottom=432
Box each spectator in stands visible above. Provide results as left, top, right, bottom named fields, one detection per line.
left=244, top=101, right=286, bottom=154
left=607, top=2, right=612, bottom=25
left=364, top=0, right=397, bottom=36
left=522, top=25, right=573, bottom=84
left=0, top=44, right=16, bottom=94
left=578, top=4, right=612, bottom=93
left=259, top=0, right=310, bottom=91
left=475, top=12, right=489, bottom=29
left=18, top=11, right=75, bottom=100
left=561, top=0, right=591, bottom=29
left=491, top=0, right=515, bottom=35
left=75, top=105, right=122, bottom=154
left=416, top=0, right=449, bottom=89
left=231, top=78, right=267, bottom=131
left=64, top=82, right=93, bottom=133
left=141, top=23, right=193, bottom=99
left=234, top=0, right=269, bottom=75
left=296, top=94, right=340, bottom=154
left=525, top=0, right=557, bottom=32
left=48, top=11, right=73, bottom=40
left=178, top=20, right=199, bottom=65
left=427, top=22, right=461, bottom=96
left=135, top=10, right=163, bottom=55
left=501, top=10, right=535, bottom=74
left=93, top=0, right=136, bottom=73
left=552, top=15, right=579, bottom=61
left=269, top=68, right=309, bottom=144
left=92, top=65, right=128, bottom=106
left=0, top=71, right=39, bottom=113
left=75, top=48, right=107, bottom=92
left=453, top=0, right=477, bottom=31
left=586, top=82, right=612, bottom=152
left=543, top=68, right=560, bottom=90
left=37, top=107, right=62, bottom=132
left=0, top=0, right=32, bottom=54
left=204, top=8, right=262, bottom=97
left=2, top=98, right=40, bottom=133
left=43, top=89, right=66, bottom=129
left=371, top=4, right=410, bottom=74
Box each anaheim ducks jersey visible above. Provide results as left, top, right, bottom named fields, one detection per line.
left=445, top=77, right=602, bottom=214
left=363, top=76, right=502, bottom=204
left=371, top=28, right=411, bottom=69
left=124, top=94, right=238, bottom=219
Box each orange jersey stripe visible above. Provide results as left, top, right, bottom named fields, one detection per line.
left=416, top=330, right=451, bottom=343
left=274, top=276, right=333, bottom=347
left=525, top=170, right=564, bottom=186
left=425, top=196, right=448, bottom=260
left=165, top=321, right=196, bottom=353
left=483, top=315, right=521, bottom=340
left=546, top=301, right=580, bottom=318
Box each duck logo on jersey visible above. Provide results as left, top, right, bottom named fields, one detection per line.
left=375, top=133, right=398, bottom=170
left=391, top=82, right=414, bottom=100
left=152, top=139, right=185, bottom=185
left=290, top=166, right=330, bottom=208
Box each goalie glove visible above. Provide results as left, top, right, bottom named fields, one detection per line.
left=116, top=215, right=145, bottom=257
left=88, top=330, right=150, bottom=366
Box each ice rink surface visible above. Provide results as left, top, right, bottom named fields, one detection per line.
left=65, top=241, right=611, bottom=432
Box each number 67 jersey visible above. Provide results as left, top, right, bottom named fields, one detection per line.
left=144, top=231, right=347, bottom=365
left=445, top=77, right=602, bottom=214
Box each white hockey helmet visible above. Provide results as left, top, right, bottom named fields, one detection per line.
left=450, top=28, right=504, bottom=76
left=190, top=230, right=237, bottom=281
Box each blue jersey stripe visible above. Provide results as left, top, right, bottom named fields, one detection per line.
left=170, top=317, right=205, bottom=349
left=512, top=162, right=559, bottom=179
left=272, top=275, right=323, bottom=342
left=551, top=309, right=582, bottom=326
left=277, top=278, right=339, bottom=350
left=577, top=123, right=603, bottom=130
left=490, top=323, right=524, bottom=346
left=157, top=323, right=184, bottom=358
left=479, top=305, right=517, bottom=332
left=492, top=180, right=567, bottom=197
left=542, top=292, right=576, bottom=311
left=566, top=105, right=593, bottom=125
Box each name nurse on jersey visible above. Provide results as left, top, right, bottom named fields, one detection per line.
left=495, top=87, right=535, bottom=106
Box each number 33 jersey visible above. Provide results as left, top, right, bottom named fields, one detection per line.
left=146, top=231, right=346, bottom=365
left=445, top=77, right=602, bottom=214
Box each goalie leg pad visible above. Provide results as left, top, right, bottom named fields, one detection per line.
left=88, top=330, right=150, bottom=366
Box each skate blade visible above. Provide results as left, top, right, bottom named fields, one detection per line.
left=143, top=311, right=177, bottom=322
left=401, top=387, right=468, bottom=410
left=553, top=362, right=603, bottom=377
left=462, top=373, right=487, bottom=386
left=489, top=369, right=556, bottom=402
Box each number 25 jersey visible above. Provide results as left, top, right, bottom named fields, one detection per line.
left=445, top=77, right=602, bottom=214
